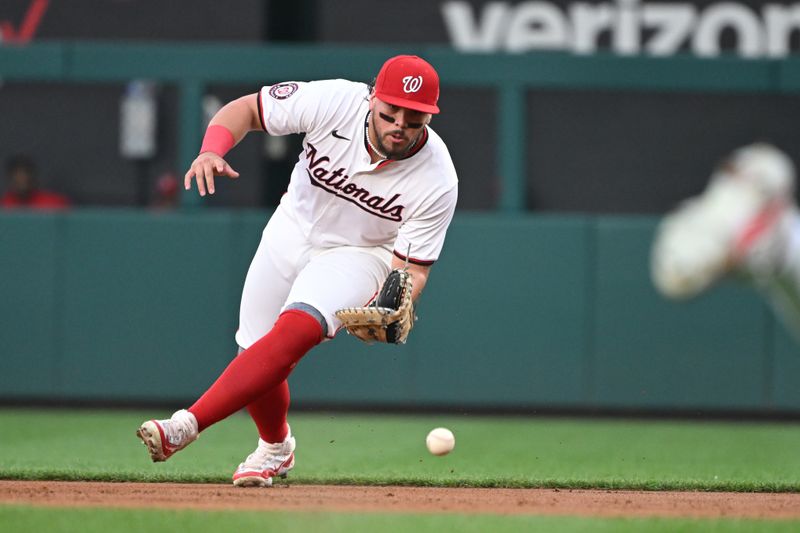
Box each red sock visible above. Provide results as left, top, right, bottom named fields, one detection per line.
left=246, top=380, right=290, bottom=443
left=189, top=310, right=322, bottom=432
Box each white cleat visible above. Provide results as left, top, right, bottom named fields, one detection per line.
left=652, top=143, right=796, bottom=299
left=232, top=429, right=296, bottom=488
left=136, top=409, right=199, bottom=462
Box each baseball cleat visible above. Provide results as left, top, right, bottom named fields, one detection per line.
left=232, top=429, right=296, bottom=488
left=652, top=143, right=796, bottom=299
left=136, top=409, right=199, bottom=462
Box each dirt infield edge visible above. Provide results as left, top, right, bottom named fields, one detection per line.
left=2, top=480, right=800, bottom=519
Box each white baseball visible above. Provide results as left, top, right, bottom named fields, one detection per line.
left=426, top=427, right=455, bottom=456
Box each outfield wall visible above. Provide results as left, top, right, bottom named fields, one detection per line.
left=2, top=211, right=798, bottom=412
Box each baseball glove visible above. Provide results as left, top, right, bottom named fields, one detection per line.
left=335, top=269, right=415, bottom=344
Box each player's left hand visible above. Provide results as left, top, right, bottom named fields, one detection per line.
left=184, top=152, right=240, bottom=196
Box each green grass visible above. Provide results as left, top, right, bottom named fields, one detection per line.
left=2, top=408, right=799, bottom=532
left=1, top=506, right=799, bottom=533
left=0, top=408, right=799, bottom=492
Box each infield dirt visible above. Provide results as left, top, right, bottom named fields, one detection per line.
left=1, top=481, right=799, bottom=519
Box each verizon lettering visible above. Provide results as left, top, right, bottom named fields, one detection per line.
left=442, top=0, right=800, bottom=57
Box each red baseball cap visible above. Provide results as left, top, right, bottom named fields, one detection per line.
left=373, top=55, right=440, bottom=114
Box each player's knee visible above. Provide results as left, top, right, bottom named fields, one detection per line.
left=284, top=302, right=328, bottom=337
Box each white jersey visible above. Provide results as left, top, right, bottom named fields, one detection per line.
left=257, top=79, right=458, bottom=265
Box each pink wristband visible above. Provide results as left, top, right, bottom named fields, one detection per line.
left=199, top=125, right=236, bottom=156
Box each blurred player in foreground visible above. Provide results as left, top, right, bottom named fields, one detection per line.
left=135, top=55, right=458, bottom=487
left=651, top=143, right=800, bottom=335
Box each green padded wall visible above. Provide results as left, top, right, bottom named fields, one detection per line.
left=2, top=211, right=798, bottom=412
left=591, top=217, right=772, bottom=410
left=0, top=213, right=61, bottom=396
left=406, top=215, right=591, bottom=407
left=57, top=211, right=239, bottom=400
left=771, top=319, right=800, bottom=409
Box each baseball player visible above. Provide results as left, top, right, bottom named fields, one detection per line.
left=652, top=143, right=800, bottom=336
left=136, top=55, right=458, bottom=487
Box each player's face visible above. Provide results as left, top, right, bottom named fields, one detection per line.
left=370, top=97, right=431, bottom=159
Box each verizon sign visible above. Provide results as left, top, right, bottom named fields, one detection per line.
left=442, top=0, right=800, bottom=57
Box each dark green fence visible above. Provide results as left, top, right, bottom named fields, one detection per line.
left=4, top=43, right=800, bottom=211
left=2, top=211, right=798, bottom=412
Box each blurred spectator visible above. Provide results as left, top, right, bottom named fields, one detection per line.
left=1, top=155, right=70, bottom=210
left=150, top=172, right=179, bottom=210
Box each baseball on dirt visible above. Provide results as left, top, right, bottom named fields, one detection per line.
left=426, top=427, right=455, bottom=456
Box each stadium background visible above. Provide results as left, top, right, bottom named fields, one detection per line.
left=2, top=0, right=800, bottom=418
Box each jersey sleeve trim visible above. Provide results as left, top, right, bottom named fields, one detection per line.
left=256, top=92, right=267, bottom=132
left=393, top=249, right=435, bottom=267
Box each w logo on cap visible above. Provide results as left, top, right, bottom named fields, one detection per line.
left=374, top=55, right=440, bottom=114
left=402, top=75, right=423, bottom=93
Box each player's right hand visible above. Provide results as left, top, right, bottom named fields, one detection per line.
left=184, top=152, right=240, bottom=196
